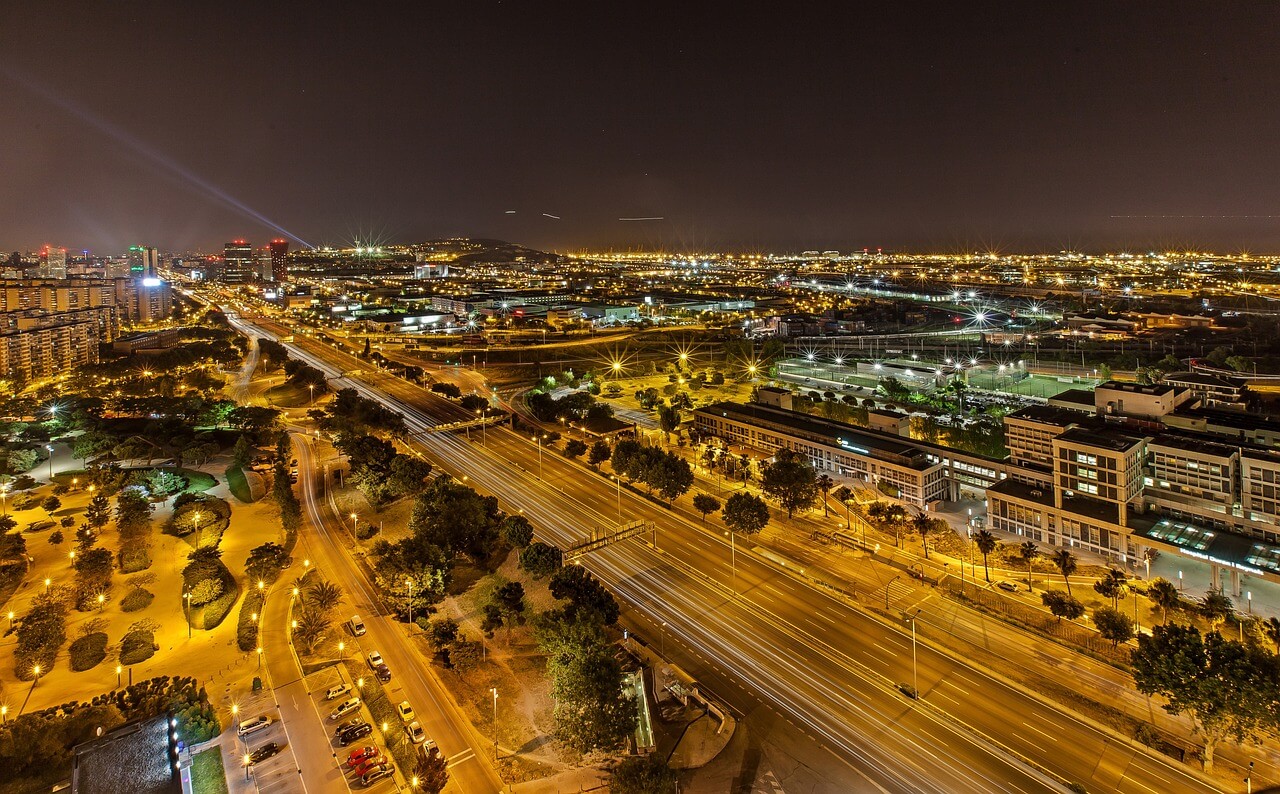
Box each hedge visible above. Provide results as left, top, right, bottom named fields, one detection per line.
left=120, top=587, right=154, bottom=612
left=119, top=628, right=157, bottom=665
left=236, top=589, right=265, bottom=652
left=118, top=547, right=151, bottom=574
left=198, top=573, right=240, bottom=630
left=69, top=632, right=108, bottom=671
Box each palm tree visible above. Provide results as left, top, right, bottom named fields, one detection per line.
left=1018, top=540, right=1038, bottom=591
left=1264, top=616, right=1280, bottom=654
left=912, top=513, right=935, bottom=559
left=1093, top=568, right=1129, bottom=609
left=1147, top=578, right=1180, bottom=625
left=833, top=486, right=854, bottom=530
left=815, top=474, right=834, bottom=517
left=973, top=529, right=997, bottom=583
left=307, top=579, right=343, bottom=614
left=1052, top=549, right=1078, bottom=597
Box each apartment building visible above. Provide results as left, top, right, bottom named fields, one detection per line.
left=0, top=307, right=117, bottom=380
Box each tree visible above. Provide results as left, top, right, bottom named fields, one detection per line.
left=587, top=441, right=611, bottom=468
left=519, top=542, right=561, bottom=578
left=1052, top=549, right=1078, bottom=597
left=911, top=512, right=937, bottom=559
left=1146, top=577, right=1180, bottom=625
left=1265, top=617, right=1280, bottom=655
left=427, top=617, right=459, bottom=651
left=412, top=745, right=450, bottom=794
left=48, top=530, right=64, bottom=546
left=1131, top=623, right=1280, bottom=771
left=537, top=609, right=636, bottom=752
left=611, top=754, right=678, bottom=794
left=245, top=542, right=291, bottom=584
left=387, top=455, right=433, bottom=498
left=564, top=439, right=588, bottom=459
left=1201, top=589, right=1235, bottom=630
left=307, top=579, right=343, bottom=614
left=759, top=449, right=818, bottom=519
left=972, top=529, right=997, bottom=583
left=499, top=514, right=534, bottom=548
left=41, top=496, right=61, bottom=519
left=692, top=493, right=720, bottom=525
left=657, top=404, right=681, bottom=444
left=291, top=606, right=331, bottom=655
left=1093, top=606, right=1134, bottom=647
left=1093, top=568, right=1129, bottom=609
left=115, top=489, right=153, bottom=534
left=833, top=485, right=854, bottom=530
left=1018, top=541, right=1038, bottom=591
left=1041, top=591, right=1085, bottom=623
left=231, top=435, right=254, bottom=468
left=815, top=474, right=834, bottom=517
left=84, top=492, right=111, bottom=532
left=549, top=566, right=619, bottom=625
left=722, top=492, right=769, bottom=537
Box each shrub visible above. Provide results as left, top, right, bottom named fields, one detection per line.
left=119, top=628, right=157, bottom=665
left=119, top=546, right=151, bottom=573
left=448, top=639, right=482, bottom=670
left=236, top=589, right=265, bottom=652
left=519, top=542, right=562, bottom=578
left=120, top=587, right=154, bottom=612
left=199, top=575, right=240, bottom=630
left=69, top=632, right=108, bottom=671
left=188, top=577, right=225, bottom=607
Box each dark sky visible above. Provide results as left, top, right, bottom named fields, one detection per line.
left=3, top=2, right=1280, bottom=255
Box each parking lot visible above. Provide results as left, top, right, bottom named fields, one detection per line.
left=305, top=664, right=401, bottom=793
left=236, top=688, right=303, bottom=794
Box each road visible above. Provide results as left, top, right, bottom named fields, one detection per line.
left=291, top=432, right=505, bottom=793
left=226, top=308, right=1224, bottom=794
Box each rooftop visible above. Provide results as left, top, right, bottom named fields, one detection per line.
left=1135, top=518, right=1280, bottom=578
left=1006, top=404, right=1090, bottom=428
left=1096, top=380, right=1179, bottom=397
left=71, top=715, right=178, bottom=794
left=1057, top=426, right=1146, bottom=452
left=1162, top=371, right=1245, bottom=389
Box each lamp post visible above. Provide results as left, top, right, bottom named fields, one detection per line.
left=406, top=578, right=415, bottom=625
left=46, top=445, right=54, bottom=481
left=116, top=665, right=122, bottom=688
left=244, top=753, right=252, bottom=781
left=725, top=529, right=737, bottom=595
left=256, top=647, right=263, bottom=669
left=613, top=475, right=621, bottom=519
left=309, top=384, right=315, bottom=406
left=905, top=609, right=921, bottom=698
left=31, top=664, right=41, bottom=688
left=183, top=589, right=192, bottom=638
left=535, top=434, right=546, bottom=478
left=192, top=512, right=202, bottom=547
left=350, top=513, right=358, bottom=534
left=661, top=621, right=667, bottom=656
left=490, top=687, right=499, bottom=761
left=43, top=578, right=50, bottom=594
left=1, top=482, right=8, bottom=515
left=1, top=705, right=7, bottom=724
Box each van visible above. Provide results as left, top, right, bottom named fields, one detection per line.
left=325, top=682, right=353, bottom=700
left=237, top=715, right=271, bottom=737
left=348, top=615, right=366, bottom=636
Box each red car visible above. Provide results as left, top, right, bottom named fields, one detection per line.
left=346, top=746, right=378, bottom=768
left=353, top=755, right=386, bottom=778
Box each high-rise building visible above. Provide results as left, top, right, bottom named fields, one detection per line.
left=220, top=240, right=255, bottom=283
left=40, top=246, right=67, bottom=279
left=269, top=239, right=289, bottom=282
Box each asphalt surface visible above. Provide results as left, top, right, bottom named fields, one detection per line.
left=227, top=308, right=1225, bottom=794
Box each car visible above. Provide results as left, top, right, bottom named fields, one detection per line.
left=395, top=700, right=415, bottom=723
left=345, top=746, right=378, bottom=768
left=237, top=715, right=272, bottom=737
left=361, top=764, right=394, bottom=786
left=325, top=682, right=353, bottom=700
left=352, top=755, right=385, bottom=778
left=333, top=719, right=361, bottom=737
left=404, top=721, right=426, bottom=744
left=348, top=615, right=366, bottom=636
left=366, top=650, right=383, bottom=668
left=328, top=697, right=361, bottom=720
left=374, top=663, right=392, bottom=683
left=338, top=722, right=373, bottom=746
left=248, top=742, right=281, bottom=765
left=997, top=581, right=1019, bottom=592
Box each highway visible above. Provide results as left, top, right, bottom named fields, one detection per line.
left=226, top=308, right=1224, bottom=794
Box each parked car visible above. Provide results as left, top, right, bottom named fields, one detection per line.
left=353, top=755, right=386, bottom=778
left=237, top=716, right=271, bottom=737
left=325, top=682, right=353, bottom=701
left=333, top=719, right=362, bottom=737
left=348, top=615, right=366, bottom=636
left=395, top=700, right=415, bottom=723
left=248, top=742, right=281, bottom=765
left=361, top=764, right=394, bottom=786
left=404, top=721, right=426, bottom=744
left=345, top=746, right=378, bottom=768
left=338, top=722, right=373, bottom=746
left=366, top=650, right=383, bottom=668
left=997, top=581, right=1018, bottom=592
left=328, top=697, right=361, bottom=721
left=374, top=663, right=392, bottom=683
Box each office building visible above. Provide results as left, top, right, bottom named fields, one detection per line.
left=220, top=240, right=255, bottom=283
left=269, top=239, right=289, bottom=282
left=40, top=246, right=67, bottom=279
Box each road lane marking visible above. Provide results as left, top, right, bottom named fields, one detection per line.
left=1021, top=721, right=1057, bottom=742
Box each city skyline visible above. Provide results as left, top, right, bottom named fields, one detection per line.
left=4, top=3, right=1280, bottom=253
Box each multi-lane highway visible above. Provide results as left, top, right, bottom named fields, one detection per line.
left=224, top=306, right=1224, bottom=794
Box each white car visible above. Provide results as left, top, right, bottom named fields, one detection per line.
left=366, top=650, right=383, bottom=668
left=404, top=721, right=426, bottom=744
left=328, top=697, right=361, bottom=721
left=237, top=715, right=272, bottom=737
left=395, top=700, right=415, bottom=723
left=325, top=683, right=353, bottom=701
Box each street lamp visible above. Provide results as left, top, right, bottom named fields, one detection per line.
left=31, top=664, right=41, bottom=686
left=244, top=753, right=252, bottom=781
left=115, top=665, right=122, bottom=688
left=256, top=647, right=263, bottom=669
left=309, top=384, right=315, bottom=406
left=192, top=512, right=202, bottom=547
left=96, top=593, right=105, bottom=611
left=490, top=687, right=499, bottom=761
left=45, top=445, right=54, bottom=481
left=350, top=513, right=358, bottom=533
left=43, top=578, right=50, bottom=594
left=183, top=590, right=192, bottom=638
left=904, top=609, right=921, bottom=699
left=725, top=529, right=737, bottom=595
left=534, top=433, right=547, bottom=479
left=406, top=578, right=415, bottom=625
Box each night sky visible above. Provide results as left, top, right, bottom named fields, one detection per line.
left=3, top=2, right=1280, bottom=254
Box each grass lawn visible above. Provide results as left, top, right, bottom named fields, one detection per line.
left=174, top=467, right=218, bottom=492
left=263, top=380, right=315, bottom=408
left=190, top=748, right=229, bottom=794
left=225, top=464, right=253, bottom=503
